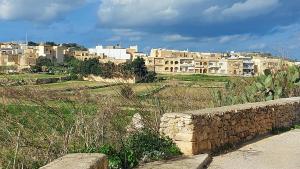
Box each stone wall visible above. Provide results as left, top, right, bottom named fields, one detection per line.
left=160, top=97, right=300, bottom=155
left=84, top=75, right=136, bottom=84
left=40, top=153, right=108, bottom=169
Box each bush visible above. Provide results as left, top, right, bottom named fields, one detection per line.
left=143, top=71, right=157, bottom=83
left=120, top=85, right=134, bottom=99
left=99, top=130, right=182, bottom=169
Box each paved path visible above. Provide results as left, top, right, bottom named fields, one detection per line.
left=208, top=129, right=300, bottom=169
left=138, top=154, right=210, bottom=169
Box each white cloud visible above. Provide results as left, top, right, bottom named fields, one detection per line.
left=163, top=34, right=194, bottom=42
left=249, top=43, right=266, bottom=49
left=218, top=34, right=253, bottom=43
left=107, top=28, right=146, bottom=42
left=221, top=0, right=279, bottom=19
left=98, top=0, right=280, bottom=27
left=98, top=0, right=202, bottom=27
left=0, top=0, right=86, bottom=21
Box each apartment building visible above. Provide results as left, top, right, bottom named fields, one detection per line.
left=74, top=51, right=99, bottom=61
left=89, top=45, right=132, bottom=61
left=227, top=58, right=243, bottom=76
left=146, top=49, right=294, bottom=76
left=147, top=49, right=223, bottom=74
left=252, top=56, right=294, bottom=75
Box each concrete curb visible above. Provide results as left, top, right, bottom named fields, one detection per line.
left=138, top=154, right=211, bottom=169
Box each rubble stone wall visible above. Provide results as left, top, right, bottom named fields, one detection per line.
left=160, top=97, right=300, bottom=155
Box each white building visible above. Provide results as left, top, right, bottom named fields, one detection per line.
left=38, top=45, right=64, bottom=63
left=89, top=45, right=131, bottom=60
left=218, top=58, right=228, bottom=75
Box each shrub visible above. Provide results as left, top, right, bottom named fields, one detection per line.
left=120, top=85, right=134, bottom=99
left=125, top=130, right=181, bottom=162
left=99, top=130, right=182, bottom=169
left=143, top=71, right=157, bottom=83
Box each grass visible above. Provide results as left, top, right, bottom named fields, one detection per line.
left=0, top=73, right=66, bottom=80
left=31, top=81, right=107, bottom=91
left=159, top=74, right=235, bottom=82
left=293, top=124, right=300, bottom=129
left=0, top=73, right=246, bottom=168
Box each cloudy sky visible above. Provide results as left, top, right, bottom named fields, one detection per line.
left=0, top=0, right=299, bottom=58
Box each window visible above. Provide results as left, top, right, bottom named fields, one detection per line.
left=165, top=61, right=169, bottom=64
left=165, top=67, right=169, bottom=71
left=175, top=61, right=179, bottom=64
left=171, top=61, right=174, bottom=64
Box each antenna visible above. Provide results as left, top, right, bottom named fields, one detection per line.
left=25, top=32, right=29, bottom=51
left=25, top=32, right=28, bottom=45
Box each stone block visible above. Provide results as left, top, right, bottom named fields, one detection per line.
left=175, top=133, right=196, bottom=142
left=175, top=141, right=198, bottom=155
left=40, top=153, right=108, bottom=169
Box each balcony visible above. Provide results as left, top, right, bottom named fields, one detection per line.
left=180, top=62, right=194, bottom=67
left=243, top=66, right=254, bottom=70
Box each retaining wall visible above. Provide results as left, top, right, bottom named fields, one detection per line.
left=160, top=97, right=300, bottom=155
left=84, top=75, right=136, bottom=84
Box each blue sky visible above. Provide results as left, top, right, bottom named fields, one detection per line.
left=0, top=0, right=299, bottom=59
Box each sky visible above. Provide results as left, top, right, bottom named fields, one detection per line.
left=0, top=0, right=299, bottom=59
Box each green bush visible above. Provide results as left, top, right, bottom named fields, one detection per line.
left=99, top=130, right=182, bottom=169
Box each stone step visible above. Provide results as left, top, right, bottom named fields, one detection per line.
left=137, top=154, right=211, bottom=169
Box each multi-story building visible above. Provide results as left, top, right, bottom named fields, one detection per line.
left=87, top=45, right=146, bottom=64
left=147, top=49, right=224, bottom=74
left=146, top=49, right=294, bottom=76
left=227, top=57, right=243, bottom=76
left=38, top=44, right=64, bottom=63
left=89, top=45, right=131, bottom=60
left=241, top=56, right=254, bottom=76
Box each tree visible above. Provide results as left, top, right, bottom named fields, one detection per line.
left=78, top=58, right=102, bottom=76
left=131, top=57, right=148, bottom=81
left=101, top=62, right=116, bottom=78
left=36, top=56, right=53, bottom=67
left=27, top=41, right=39, bottom=46
left=45, top=42, right=58, bottom=46
left=61, top=43, right=88, bottom=51
left=130, top=57, right=157, bottom=83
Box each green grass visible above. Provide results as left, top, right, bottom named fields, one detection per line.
left=294, top=124, right=300, bottom=129
left=0, top=73, right=65, bottom=80
left=158, top=74, right=246, bottom=83
left=32, top=81, right=107, bottom=90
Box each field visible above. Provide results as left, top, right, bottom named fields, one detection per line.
left=0, top=73, right=65, bottom=80
left=0, top=73, right=236, bottom=168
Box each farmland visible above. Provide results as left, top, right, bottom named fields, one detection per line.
left=0, top=73, right=238, bottom=168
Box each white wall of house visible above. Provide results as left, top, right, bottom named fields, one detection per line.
left=89, top=45, right=131, bottom=60
left=218, top=59, right=228, bottom=75
left=53, top=46, right=64, bottom=63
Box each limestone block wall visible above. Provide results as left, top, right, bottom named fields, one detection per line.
left=84, top=75, right=136, bottom=84
left=160, top=97, right=300, bottom=155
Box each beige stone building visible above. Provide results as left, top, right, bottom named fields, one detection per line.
left=253, top=56, right=295, bottom=75
left=227, top=58, right=244, bottom=75
left=146, top=49, right=295, bottom=76
left=147, top=49, right=223, bottom=74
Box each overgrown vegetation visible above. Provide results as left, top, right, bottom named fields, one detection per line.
left=0, top=81, right=180, bottom=168
left=98, top=130, right=181, bottom=169
left=1, top=64, right=300, bottom=168
left=212, top=66, right=300, bottom=107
